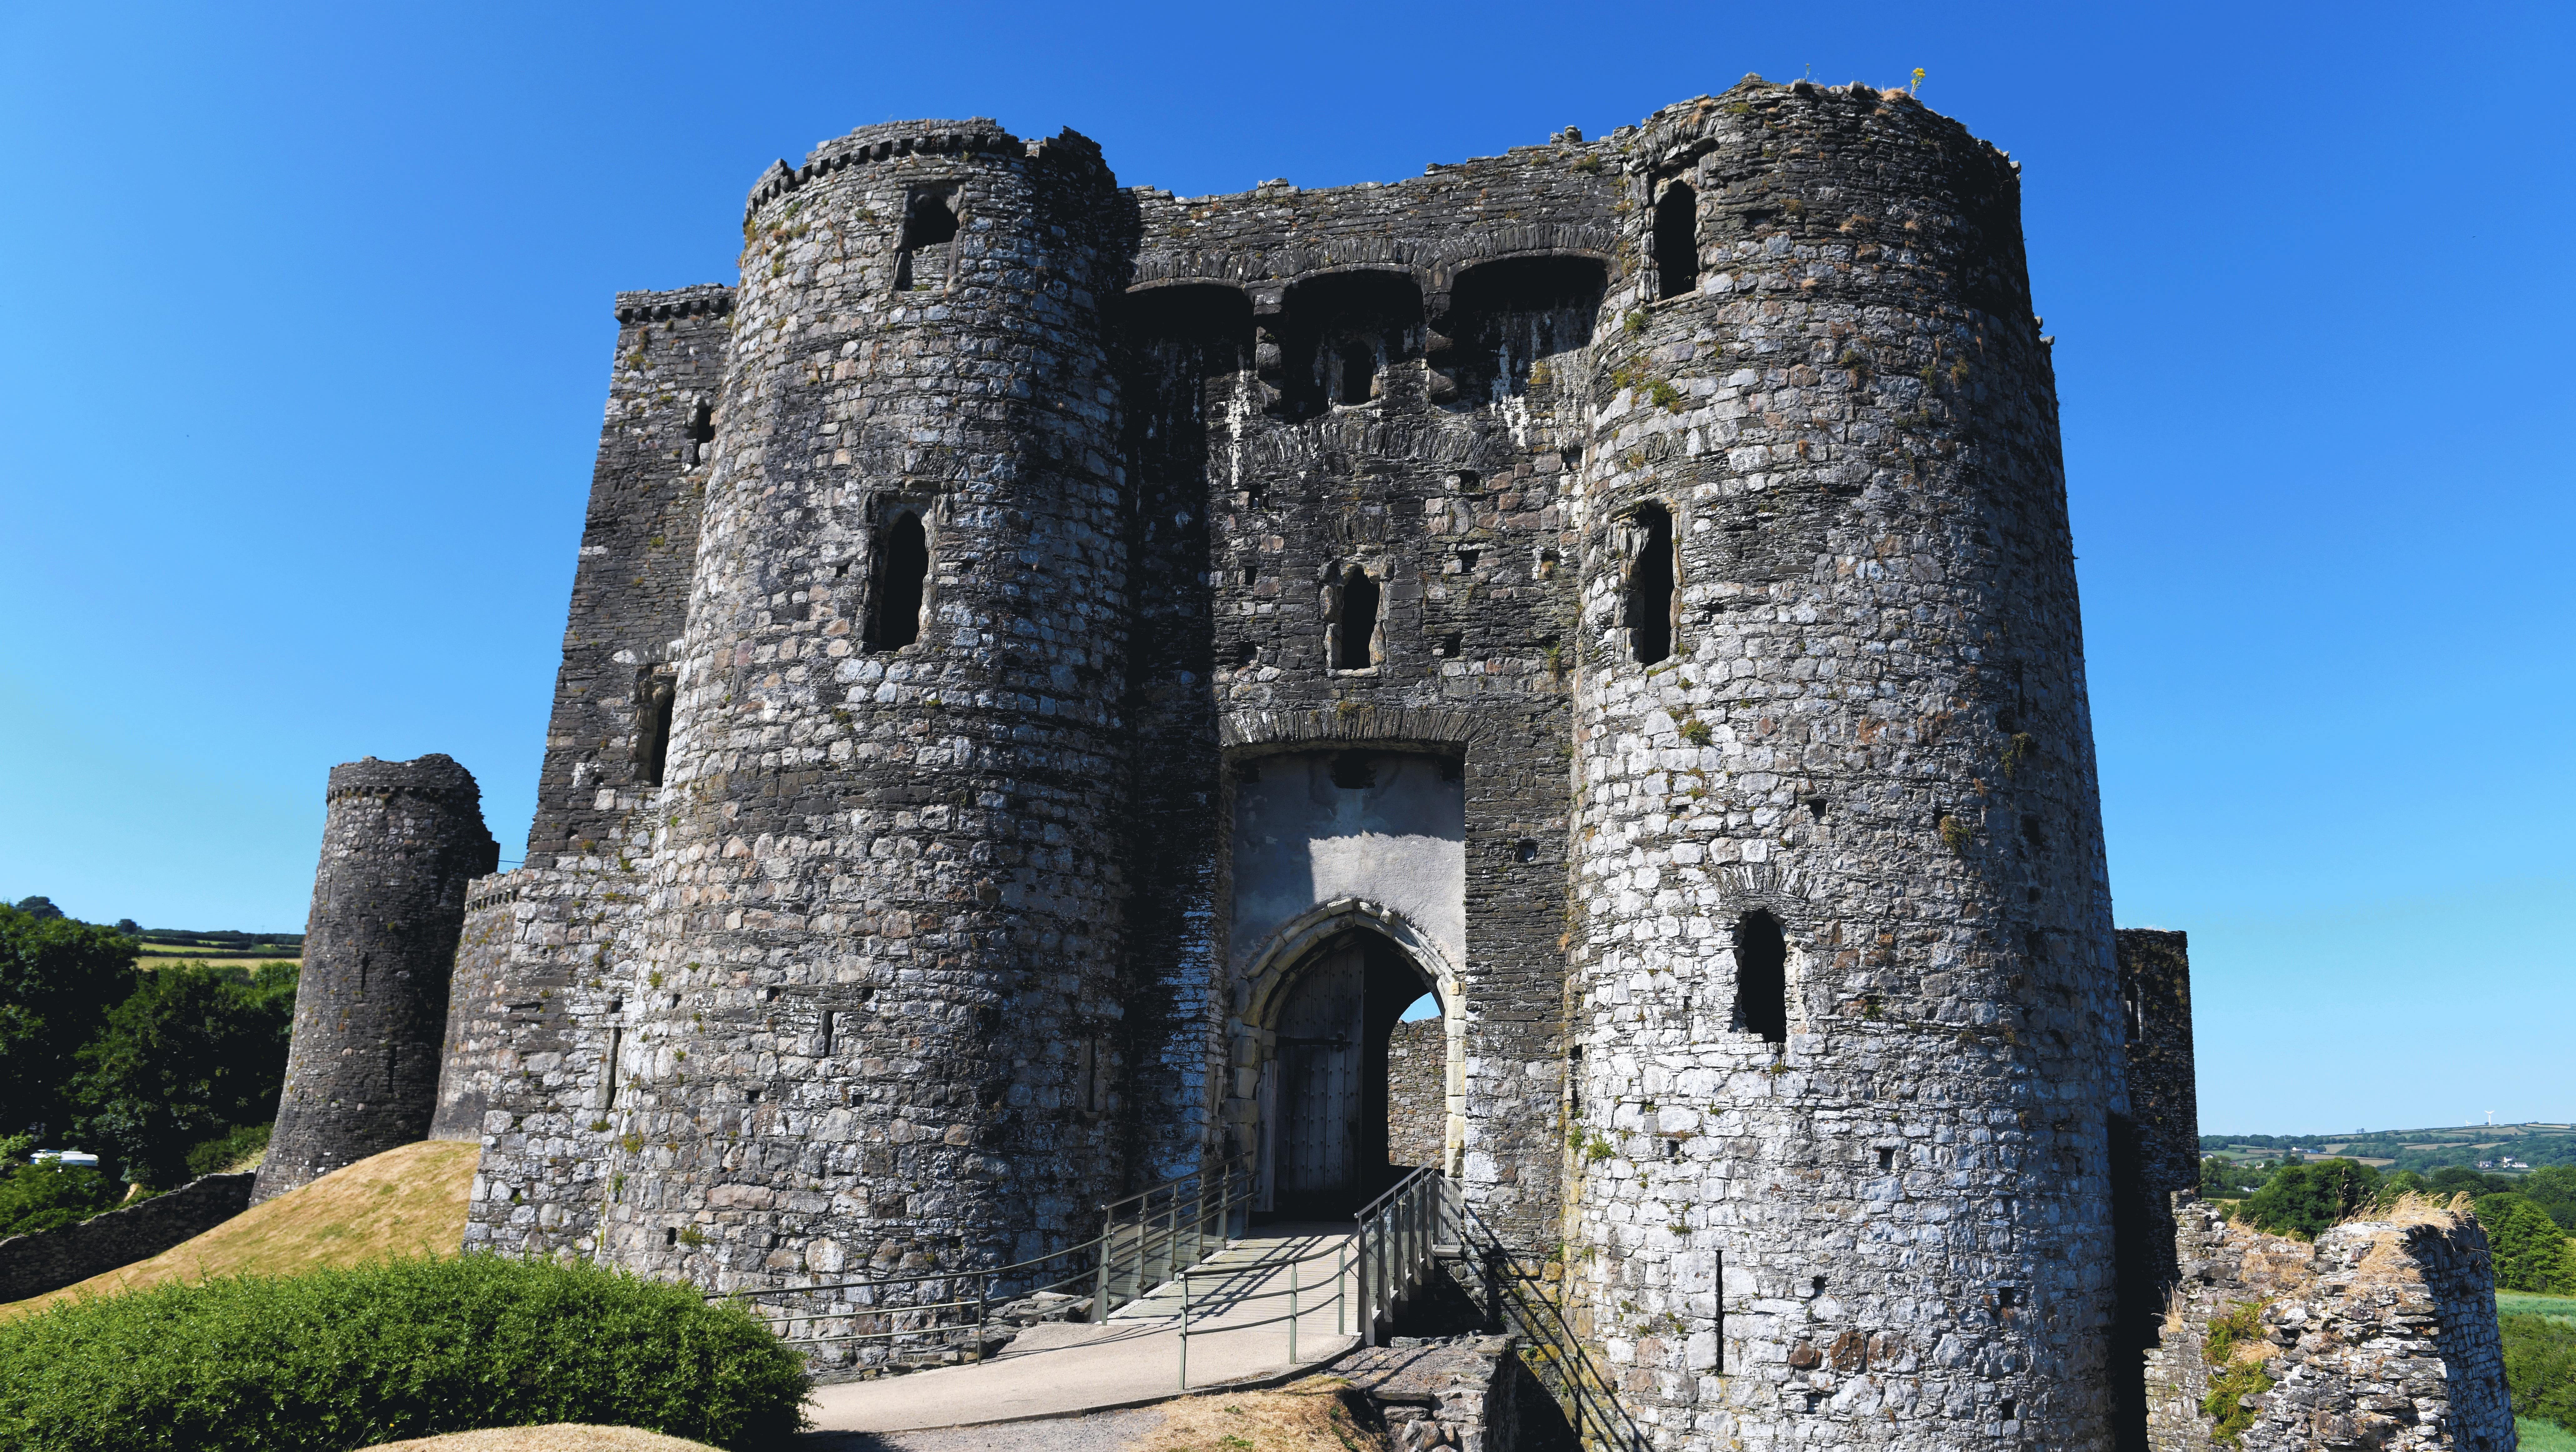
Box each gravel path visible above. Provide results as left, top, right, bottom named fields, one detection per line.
left=795, top=1405, right=1167, bottom=1452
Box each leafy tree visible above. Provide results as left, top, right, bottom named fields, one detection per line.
left=2237, top=1158, right=2382, bottom=1239
left=67, top=965, right=295, bottom=1187
left=0, top=907, right=138, bottom=1142
left=2524, top=1165, right=2576, bottom=1232
left=2504, top=1313, right=2576, bottom=1431
left=2202, top=1157, right=2269, bottom=1198
left=11, top=897, right=66, bottom=921
left=0, top=1160, right=124, bottom=1238
left=2477, top=1193, right=2576, bottom=1294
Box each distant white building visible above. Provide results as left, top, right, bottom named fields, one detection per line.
left=31, top=1149, right=98, bottom=1169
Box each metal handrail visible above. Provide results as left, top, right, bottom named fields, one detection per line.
left=1442, top=1182, right=1648, bottom=1452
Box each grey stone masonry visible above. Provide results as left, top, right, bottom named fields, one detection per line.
left=1562, top=83, right=2113, bottom=1452
left=1389, top=1017, right=1445, bottom=1171
left=258, top=755, right=496, bottom=1204
left=2146, top=1195, right=2514, bottom=1452
left=392, top=81, right=2225, bottom=1452
left=0, top=1173, right=253, bottom=1302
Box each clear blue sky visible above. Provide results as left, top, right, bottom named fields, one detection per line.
left=3, top=3, right=2567, bottom=1136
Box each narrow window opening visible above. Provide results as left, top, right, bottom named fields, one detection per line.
left=1336, top=343, right=1376, bottom=403
left=1802, top=795, right=1828, bottom=821
left=1457, top=547, right=1481, bottom=571
left=1334, top=567, right=1379, bottom=670
left=604, top=1026, right=623, bottom=1108
left=1437, top=631, right=1463, bottom=658
left=866, top=512, right=929, bottom=649
left=1655, top=180, right=1701, bottom=299
left=904, top=191, right=958, bottom=248
left=821, top=1010, right=836, bottom=1059
left=1628, top=503, right=1675, bottom=665
left=2022, top=814, right=2047, bottom=855
left=1810, top=1275, right=1827, bottom=1297
left=1734, top=909, right=1788, bottom=1044
left=635, top=670, right=675, bottom=787
left=2122, top=983, right=2142, bottom=1044
left=746, top=1087, right=760, bottom=1106
left=1240, top=564, right=1258, bottom=586
left=1515, top=839, right=1540, bottom=863
left=1229, top=641, right=1258, bottom=668
left=1877, top=1146, right=1895, bottom=1171
left=1998, top=1286, right=2019, bottom=1309
left=664, top=1227, right=678, bottom=1247
left=1328, top=752, right=1377, bottom=790
left=2002, top=1399, right=2019, bottom=1423
left=1663, top=1139, right=1680, bottom=1161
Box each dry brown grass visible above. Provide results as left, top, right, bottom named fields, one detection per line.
left=361, top=1427, right=719, bottom=1452
left=1128, top=1376, right=1387, bottom=1452
left=0, top=1139, right=478, bottom=1318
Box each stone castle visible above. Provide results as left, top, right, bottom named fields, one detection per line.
left=257, top=79, right=2515, bottom=1452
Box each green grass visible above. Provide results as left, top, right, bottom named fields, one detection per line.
left=2502, top=1291, right=2576, bottom=1324
left=2521, top=1417, right=2576, bottom=1452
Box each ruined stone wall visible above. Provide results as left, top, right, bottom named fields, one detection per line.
left=1388, top=1016, right=1446, bottom=1171
left=259, top=755, right=497, bottom=1204
left=0, top=1173, right=253, bottom=1302
left=587, top=123, right=1138, bottom=1351
left=2146, top=1195, right=2514, bottom=1452
left=1561, top=81, right=2113, bottom=1452
left=2117, top=927, right=2203, bottom=1442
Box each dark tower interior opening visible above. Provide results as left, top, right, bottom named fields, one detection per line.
left=1655, top=180, right=1700, bottom=299
left=867, top=512, right=929, bottom=649
left=903, top=189, right=958, bottom=248
left=1734, top=909, right=1788, bottom=1044
left=1628, top=503, right=1675, bottom=665
left=1334, top=567, right=1379, bottom=670
left=1448, top=254, right=1607, bottom=402
left=1275, top=270, right=1421, bottom=421
left=2108, top=1111, right=2153, bottom=1452
left=634, top=669, right=676, bottom=787
left=1269, top=930, right=1436, bottom=1219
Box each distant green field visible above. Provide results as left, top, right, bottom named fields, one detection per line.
left=2521, top=1417, right=2576, bottom=1452
left=2503, top=1291, right=2576, bottom=1323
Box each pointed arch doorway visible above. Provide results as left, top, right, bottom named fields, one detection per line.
left=1262, top=927, right=1440, bottom=1218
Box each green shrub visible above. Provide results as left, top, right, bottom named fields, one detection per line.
left=0, top=1159, right=125, bottom=1238
left=184, top=1121, right=271, bottom=1179
left=2237, top=1158, right=2381, bottom=1239
left=2201, top=1299, right=2276, bottom=1447
left=0, top=1253, right=810, bottom=1451
left=2482, top=1195, right=2576, bottom=1295
left=2507, top=1313, right=2576, bottom=1431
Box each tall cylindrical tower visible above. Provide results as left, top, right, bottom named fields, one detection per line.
left=257, top=755, right=498, bottom=1204
left=1566, top=82, right=2118, bottom=1452
left=594, top=121, right=1135, bottom=1325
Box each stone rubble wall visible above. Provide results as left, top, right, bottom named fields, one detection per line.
left=1563, top=81, right=2115, bottom=1452
left=1389, top=1017, right=1447, bottom=1170
left=1342, top=1335, right=1530, bottom=1452
left=0, top=1173, right=253, bottom=1303
left=2146, top=1195, right=2514, bottom=1452
left=259, top=755, right=497, bottom=1204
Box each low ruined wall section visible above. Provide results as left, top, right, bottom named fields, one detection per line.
left=2145, top=1194, right=2515, bottom=1452
left=0, top=1173, right=254, bottom=1302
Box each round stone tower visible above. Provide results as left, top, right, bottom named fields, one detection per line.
left=257, top=754, right=498, bottom=1204
left=593, top=120, right=1136, bottom=1318
left=1565, top=82, right=2119, bottom=1452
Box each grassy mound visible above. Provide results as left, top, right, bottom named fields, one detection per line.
left=0, top=1254, right=808, bottom=1451
left=3, top=1139, right=476, bottom=1316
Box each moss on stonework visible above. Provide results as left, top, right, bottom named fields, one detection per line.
left=2201, top=1298, right=2278, bottom=1448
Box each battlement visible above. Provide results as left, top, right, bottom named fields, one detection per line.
left=611, top=283, right=733, bottom=324
left=742, top=117, right=1110, bottom=221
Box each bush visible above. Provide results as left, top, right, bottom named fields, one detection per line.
left=2506, top=1313, right=2576, bottom=1431
left=184, top=1122, right=272, bottom=1179
left=0, top=1159, right=125, bottom=1238
left=2237, top=1158, right=2382, bottom=1239
left=0, top=1254, right=810, bottom=1451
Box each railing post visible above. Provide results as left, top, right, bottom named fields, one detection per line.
left=1353, top=1214, right=1371, bottom=1346
left=1336, top=1239, right=1347, bottom=1336
left=1289, top=1256, right=1300, bottom=1363
left=1178, top=1270, right=1191, bottom=1392
left=972, top=1272, right=987, bottom=1364
left=1094, top=1204, right=1112, bottom=1319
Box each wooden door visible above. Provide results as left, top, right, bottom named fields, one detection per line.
left=1275, top=943, right=1366, bottom=1207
